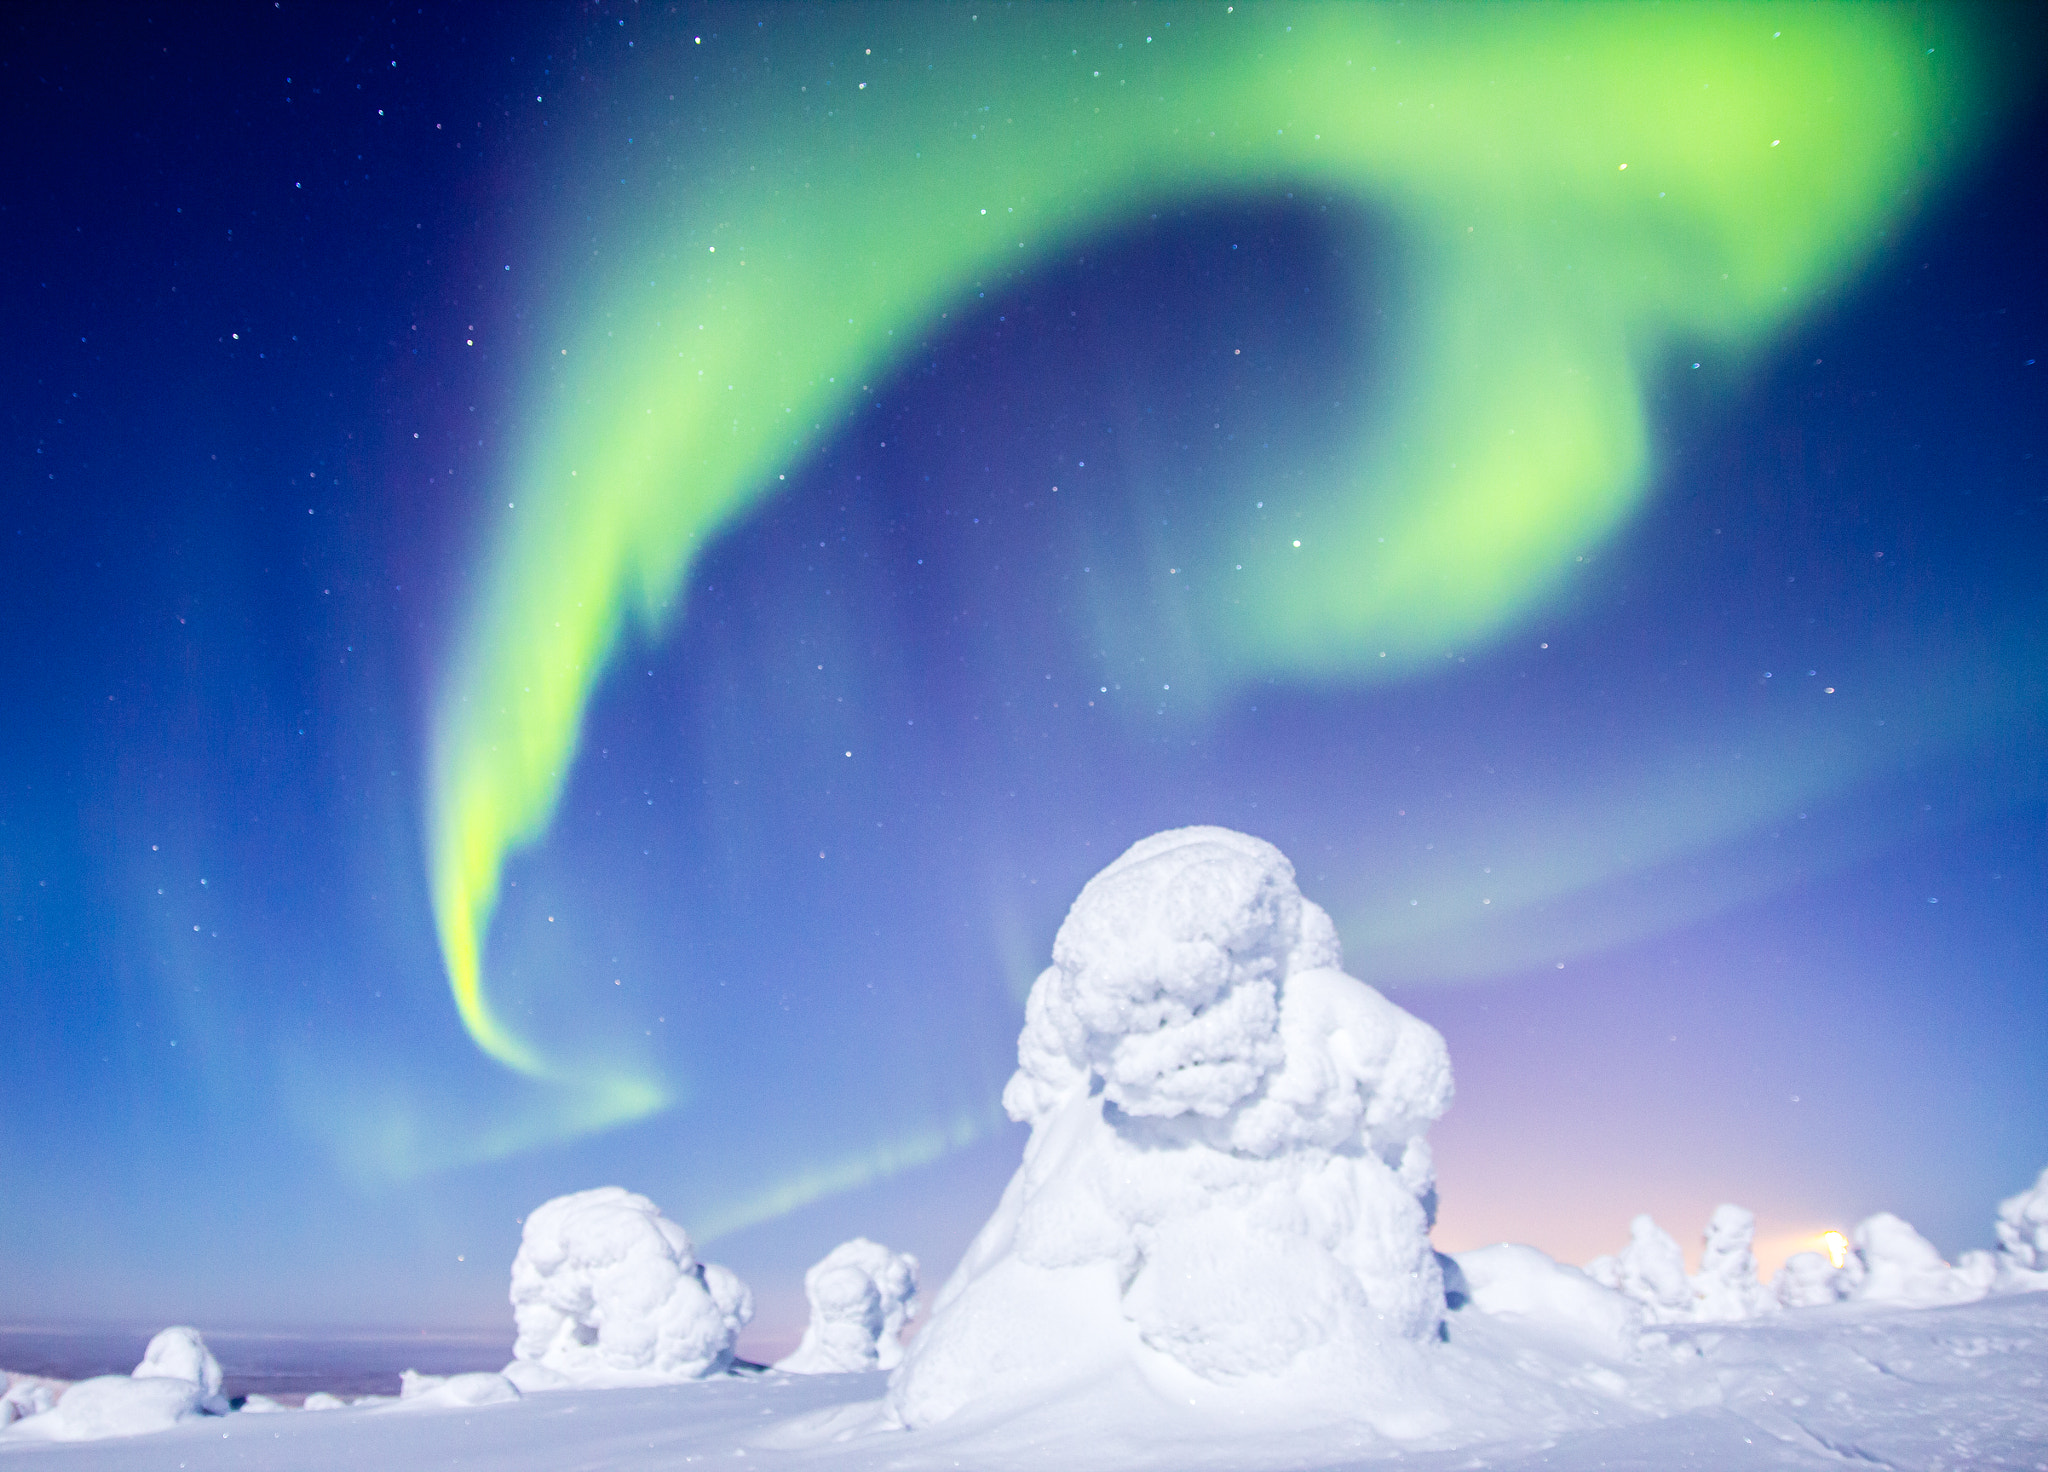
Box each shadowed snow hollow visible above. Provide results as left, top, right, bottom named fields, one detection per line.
left=777, top=1239, right=920, bottom=1374
left=506, top=1187, right=752, bottom=1385
left=888, top=827, right=1455, bottom=1428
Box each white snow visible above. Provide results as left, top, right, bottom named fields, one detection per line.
left=1, top=1375, right=209, bottom=1442
left=890, top=827, right=1455, bottom=1432
left=506, top=1186, right=753, bottom=1385
left=1995, top=1165, right=2048, bottom=1289
left=0, top=1376, right=60, bottom=1429
left=2, top=829, right=2044, bottom=1468
left=1585, top=1213, right=1694, bottom=1321
left=1839, top=1211, right=1991, bottom=1306
left=777, top=1239, right=920, bottom=1374
left=1691, top=1204, right=1777, bottom=1321
left=0, top=1292, right=2043, bottom=1469
left=1, top=1325, right=228, bottom=1441
left=1774, top=1250, right=1842, bottom=1308
left=395, top=1370, right=521, bottom=1409
left=133, top=1325, right=229, bottom=1413
left=1448, top=1243, right=1642, bottom=1360
left=1585, top=1205, right=1775, bottom=1323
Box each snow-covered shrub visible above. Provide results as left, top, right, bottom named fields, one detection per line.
left=1774, top=1251, right=1841, bottom=1308
left=508, top=1186, right=753, bottom=1384
left=132, top=1325, right=228, bottom=1414
left=1589, top=1207, right=1773, bottom=1322
left=777, top=1238, right=920, bottom=1374
left=888, top=827, right=1454, bottom=1428
left=1692, top=1204, right=1776, bottom=1321
left=1586, top=1215, right=1692, bottom=1323
left=1840, top=1212, right=1986, bottom=1306
left=1995, top=1167, right=2048, bottom=1287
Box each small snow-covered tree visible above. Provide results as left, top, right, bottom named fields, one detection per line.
left=776, top=1238, right=919, bottom=1374
left=508, top=1187, right=752, bottom=1384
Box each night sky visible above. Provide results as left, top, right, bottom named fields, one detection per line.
left=4, top=4, right=2044, bottom=1355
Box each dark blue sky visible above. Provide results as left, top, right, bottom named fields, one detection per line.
left=3, top=5, right=2043, bottom=1353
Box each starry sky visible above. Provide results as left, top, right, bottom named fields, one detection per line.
left=3, top=4, right=2044, bottom=1355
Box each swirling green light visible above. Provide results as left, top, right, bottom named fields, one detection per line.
left=428, top=4, right=1983, bottom=1121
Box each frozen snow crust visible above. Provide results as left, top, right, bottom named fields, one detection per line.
left=508, top=1186, right=753, bottom=1385
left=891, top=827, right=1465, bottom=1429
left=777, top=1239, right=920, bottom=1374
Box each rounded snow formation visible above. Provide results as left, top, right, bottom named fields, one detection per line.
left=1585, top=1206, right=1775, bottom=1323
left=1451, top=1244, right=1643, bottom=1361
left=777, top=1238, right=920, bottom=1374
left=1996, top=1166, right=2048, bottom=1277
left=509, top=1186, right=754, bottom=1384
left=1586, top=1215, right=1693, bottom=1323
left=4, top=1376, right=206, bottom=1442
left=1839, top=1212, right=1990, bottom=1306
left=1692, top=1205, right=1778, bottom=1321
left=1773, top=1210, right=2004, bottom=1308
left=890, top=827, right=1455, bottom=1429
left=396, top=1370, right=522, bottom=1409
left=132, top=1325, right=228, bottom=1412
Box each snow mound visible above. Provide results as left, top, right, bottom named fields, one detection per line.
left=396, top=1370, right=521, bottom=1409
left=889, top=827, right=1454, bottom=1429
left=1773, top=1211, right=1998, bottom=1308
left=1586, top=1206, right=1773, bottom=1322
left=1774, top=1250, right=1841, bottom=1308
left=1586, top=1214, right=1692, bottom=1323
left=509, top=1186, right=753, bottom=1384
left=302, top=1391, right=349, bottom=1410
left=2, top=1375, right=206, bottom=1442
left=777, top=1238, right=920, bottom=1374
left=1452, top=1244, right=1642, bottom=1361
left=2, top=1325, right=233, bottom=1441
left=132, top=1325, right=229, bottom=1413
left=1995, top=1166, right=2048, bottom=1286
left=1, top=1375, right=62, bottom=1429
left=1839, top=1212, right=1988, bottom=1306
left=1692, top=1204, right=1777, bottom=1321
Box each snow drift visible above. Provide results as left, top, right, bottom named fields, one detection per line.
left=2, top=1326, right=225, bottom=1441
left=777, top=1238, right=920, bottom=1374
left=888, top=826, right=1456, bottom=1428
left=506, top=1186, right=753, bottom=1385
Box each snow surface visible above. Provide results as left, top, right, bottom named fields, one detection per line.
left=1, top=1293, right=2045, bottom=1470
left=777, top=1239, right=920, bottom=1374
left=506, top=1186, right=753, bottom=1384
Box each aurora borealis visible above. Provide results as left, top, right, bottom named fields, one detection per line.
left=4, top=3, right=2044, bottom=1347
left=431, top=4, right=1982, bottom=1119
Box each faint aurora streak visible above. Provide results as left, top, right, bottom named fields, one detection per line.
left=428, top=5, right=1988, bottom=1130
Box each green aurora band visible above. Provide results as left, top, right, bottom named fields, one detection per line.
left=428, top=4, right=1989, bottom=1131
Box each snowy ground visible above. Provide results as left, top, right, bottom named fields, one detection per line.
left=3, top=1291, right=2042, bottom=1471
left=10, top=833, right=2041, bottom=1468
